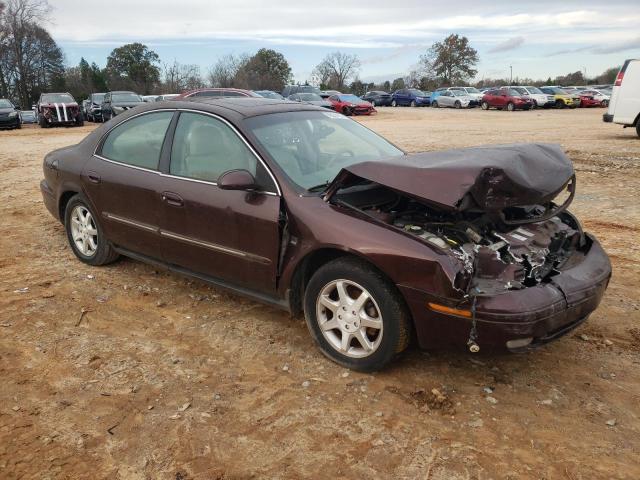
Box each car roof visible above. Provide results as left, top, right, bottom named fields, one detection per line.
left=153, top=97, right=325, bottom=119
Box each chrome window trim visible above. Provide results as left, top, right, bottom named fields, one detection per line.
left=93, top=107, right=281, bottom=196
left=103, top=212, right=158, bottom=233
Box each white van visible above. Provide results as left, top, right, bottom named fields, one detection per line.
left=603, top=59, right=640, bottom=137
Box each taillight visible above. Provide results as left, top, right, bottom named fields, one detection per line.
left=615, top=71, right=624, bottom=86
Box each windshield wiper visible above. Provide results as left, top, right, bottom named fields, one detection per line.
left=307, top=181, right=330, bottom=193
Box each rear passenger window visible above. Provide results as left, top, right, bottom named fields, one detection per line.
left=100, top=112, right=173, bottom=169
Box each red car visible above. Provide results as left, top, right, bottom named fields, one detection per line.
left=578, top=94, right=602, bottom=108
left=173, top=88, right=261, bottom=100
left=481, top=88, right=534, bottom=111
left=37, top=92, right=84, bottom=128
left=328, top=94, right=376, bottom=116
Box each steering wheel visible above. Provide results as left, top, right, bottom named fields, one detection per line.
left=326, top=149, right=355, bottom=168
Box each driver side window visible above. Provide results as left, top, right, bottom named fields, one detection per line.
left=170, top=112, right=258, bottom=183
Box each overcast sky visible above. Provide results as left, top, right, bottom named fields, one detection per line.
left=49, top=0, right=640, bottom=83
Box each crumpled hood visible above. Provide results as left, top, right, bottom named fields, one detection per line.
left=330, top=143, right=574, bottom=212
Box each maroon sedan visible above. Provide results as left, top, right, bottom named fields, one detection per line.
left=328, top=94, right=376, bottom=116
left=40, top=98, right=611, bottom=371
left=481, top=88, right=534, bottom=111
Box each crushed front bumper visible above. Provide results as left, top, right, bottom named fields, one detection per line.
left=402, top=234, right=612, bottom=351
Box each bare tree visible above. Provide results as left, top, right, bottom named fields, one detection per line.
left=207, top=54, right=249, bottom=88
left=1, top=0, right=53, bottom=105
left=162, top=60, right=204, bottom=93
left=313, top=52, right=361, bottom=90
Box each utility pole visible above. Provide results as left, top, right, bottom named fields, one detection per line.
left=509, top=65, right=513, bottom=86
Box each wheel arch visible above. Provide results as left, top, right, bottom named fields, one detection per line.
left=285, top=246, right=410, bottom=321
left=58, top=189, right=81, bottom=223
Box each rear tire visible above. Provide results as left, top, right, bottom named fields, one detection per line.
left=39, top=115, right=48, bottom=128
left=303, top=257, right=412, bottom=372
left=507, top=102, right=515, bottom=111
left=64, top=194, right=119, bottom=266
left=636, top=122, right=640, bottom=138
left=371, top=100, right=376, bottom=107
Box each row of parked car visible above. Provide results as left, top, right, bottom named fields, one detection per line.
left=0, top=81, right=614, bottom=131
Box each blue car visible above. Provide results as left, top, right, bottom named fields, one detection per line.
left=391, top=88, right=432, bottom=107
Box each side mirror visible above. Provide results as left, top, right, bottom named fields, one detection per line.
left=218, top=169, right=256, bottom=191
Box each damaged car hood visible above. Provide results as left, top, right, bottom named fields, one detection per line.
left=332, top=143, right=574, bottom=212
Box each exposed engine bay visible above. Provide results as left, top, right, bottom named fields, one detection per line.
left=334, top=183, right=588, bottom=295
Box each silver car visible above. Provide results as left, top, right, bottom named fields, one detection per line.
left=432, top=90, right=474, bottom=108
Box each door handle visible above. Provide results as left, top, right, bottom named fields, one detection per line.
left=87, top=172, right=101, bottom=184
left=161, top=191, right=184, bottom=207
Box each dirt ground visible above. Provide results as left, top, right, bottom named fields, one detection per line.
left=1, top=107, right=639, bottom=480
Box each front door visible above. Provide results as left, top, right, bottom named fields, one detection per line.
left=157, top=111, right=281, bottom=294
left=82, top=110, right=175, bottom=258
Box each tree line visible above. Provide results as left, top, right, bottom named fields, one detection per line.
left=0, top=0, right=621, bottom=108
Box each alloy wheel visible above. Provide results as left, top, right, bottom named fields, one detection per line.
left=316, top=279, right=383, bottom=358
left=70, top=205, right=98, bottom=257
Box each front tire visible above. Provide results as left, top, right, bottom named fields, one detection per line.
left=431, top=101, right=438, bottom=108
left=636, top=122, right=640, bottom=138
left=555, top=99, right=564, bottom=109
left=303, top=257, right=411, bottom=371
left=64, top=194, right=119, bottom=266
left=410, top=100, right=416, bottom=107
left=391, top=99, right=397, bottom=107
left=454, top=101, right=461, bottom=109
left=371, top=100, right=376, bottom=107
left=481, top=101, right=489, bottom=110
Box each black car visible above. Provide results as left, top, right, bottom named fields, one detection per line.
left=101, top=91, right=144, bottom=121
left=362, top=91, right=393, bottom=107
left=0, top=98, right=22, bottom=129
left=86, top=93, right=106, bottom=122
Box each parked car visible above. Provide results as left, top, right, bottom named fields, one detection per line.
left=254, top=90, right=284, bottom=100
left=289, top=93, right=333, bottom=109
left=174, top=88, right=260, bottom=100
left=37, top=92, right=83, bottom=127
left=508, top=86, right=555, bottom=108
left=578, top=93, right=602, bottom=108
left=82, top=99, right=91, bottom=118
left=319, top=90, right=342, bottom=99
left=481, top=88, right=534, bottom=111
left=101, top=91, right=144, bottom=121
left=39, top=98, right=611, bottom=371
left=449, top=86, right=483, bottom=104
left=429, top=88, right=448, bottom=103
left=282, top=85, right=322, bottom=98
left=362, top=91, right=393, bottom=107
left=603, top=59, right=640, bottom=138
left=579, top=89, right=610, bottom=107
left=539, top=87, right=580, bottom=108
left=391, top=88, right=431, bottom=107
left=431, top=90, right=474, bottom=108
left=20, top=110, right=37, bottom=124
left=86, top=93, right=106, bottom=122
left=142, top=95, right=158, bottom=103
left=0, top=98, right=21, bottom=129
left=328, top=94, right=376, bottom=115
left=155, top=94, right=180, bottom=101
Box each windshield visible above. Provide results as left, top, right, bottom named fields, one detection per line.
left=465, top=87, right=480, bottom=93
left=41, top=93, right=74, bottom=103
left=298, top=93, right=323, bottom=101
left=112, top=93, right=142, bottom=103
left=545, top=87, right=567, bottom=94
left=507, top=88, right=522, bottom=96
left=0, top=99, right=13, bottom=108
left=452, top=90, right=468, bottom=97
left=338, top=95, right=362, bottom=102
left=245, top=111, right=404, bottom=190
left=513, top=87, right=527, bottom=95
left=525, top=87, right=543, bottom=94
left=298, top=86, right=321, bottom=95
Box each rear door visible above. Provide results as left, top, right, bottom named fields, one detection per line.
left=157, top=111, right=282, bottom=294
left=83, top=110, right=175, bottom=258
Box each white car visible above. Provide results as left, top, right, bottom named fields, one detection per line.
left=604, top=59, right=640, bottom=138
left=449, top=86, right=483, bottom=104
left=510, top=86, right=556, bottom=108
left=579, top=89, right=610, bottom=106
left=432, top=90, right=474, bottom=108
